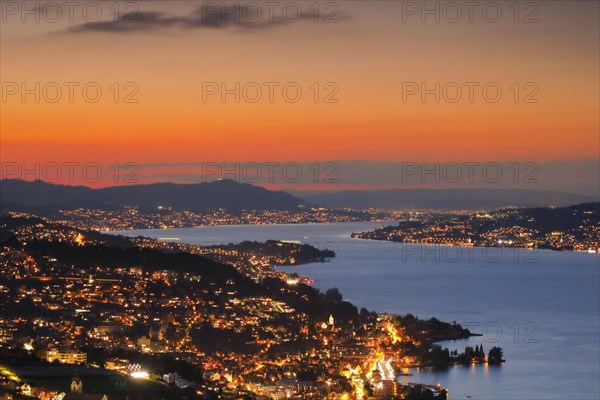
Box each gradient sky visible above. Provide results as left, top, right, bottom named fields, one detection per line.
left=1, top=1, right=598, bottom=189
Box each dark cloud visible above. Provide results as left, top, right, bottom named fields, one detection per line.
left=69, top=11, right=179, bottom=33
left=68, top=6, right=345, bottom=34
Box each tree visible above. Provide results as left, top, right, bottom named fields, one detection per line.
left=359, top=307, right=371, bottom=323
left=421, top=388, right=435, bottom=400
left=429, top=345, right=450, bottom=368
left=464, top=346, right=475, bottom=358
left=324, top=288, right=343, bottom=303
left=488, top=347, right=503, bottom=363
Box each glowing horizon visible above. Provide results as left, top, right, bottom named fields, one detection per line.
left=1, top=1, right=598, bottom=190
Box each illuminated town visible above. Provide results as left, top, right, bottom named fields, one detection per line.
left=353, top=204, right=600, bottom=253
left=2, top=0, right=598, bottom=397
left=35, top=204, right=600, bottom=254
left=54, top=207, right=391, bottom=231
left=0, top=211, right=500, bottom=400
left=1, top=200, right=597, bottom=398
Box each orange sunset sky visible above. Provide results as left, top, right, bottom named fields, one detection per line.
left=0, top=1, right=598, bottom=188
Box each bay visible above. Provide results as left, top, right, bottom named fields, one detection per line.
left=113, top=222, right=600, bottom=399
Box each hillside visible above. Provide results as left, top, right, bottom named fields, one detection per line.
left=0, top=179, right=307, bottom=212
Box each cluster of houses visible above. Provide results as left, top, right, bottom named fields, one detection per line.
left=1, top=374, right=108, bottom=400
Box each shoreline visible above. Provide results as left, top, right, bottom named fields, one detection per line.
left=350, top=234, right=599, bottom=255
left=107, top=220, right=598, bottom=256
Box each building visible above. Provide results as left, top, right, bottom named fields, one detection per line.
left=137, top=337, right=151, bottom=352
left=63, top=375, right=109, bottom=400
left=71, top=376, right=82, bottom=393
left=163, top=372, right=192, bottom=389
left=46, top=348, right=87, bottom=364
left=104, top=359, right=130, bottom=372
left=276, top=379, right=320, bottom=397
left=136, top=336, right=164, bottom=352
left=19, top=383, right=34, bottom=397
left=0, top=328, right=11, bottom=343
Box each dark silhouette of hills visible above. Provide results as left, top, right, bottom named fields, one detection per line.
left=292, top=188, right=598, bottom=210
left=0, top=214, right=362, bottom=323
left=0, top=179, right=306, bottom=212
left=3, top=180, right=596, bottom=213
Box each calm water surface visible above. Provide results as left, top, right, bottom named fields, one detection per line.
left=114, top=222, right=600, bottom=400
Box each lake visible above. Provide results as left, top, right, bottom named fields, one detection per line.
left=114, top=221, right=600, bottom=399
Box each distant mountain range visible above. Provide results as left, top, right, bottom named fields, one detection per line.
left=1, top=180, right=597, bottom=213
left=0, top=179, right=306, bottom=212
left=288, top=188, right=598, bottom=210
